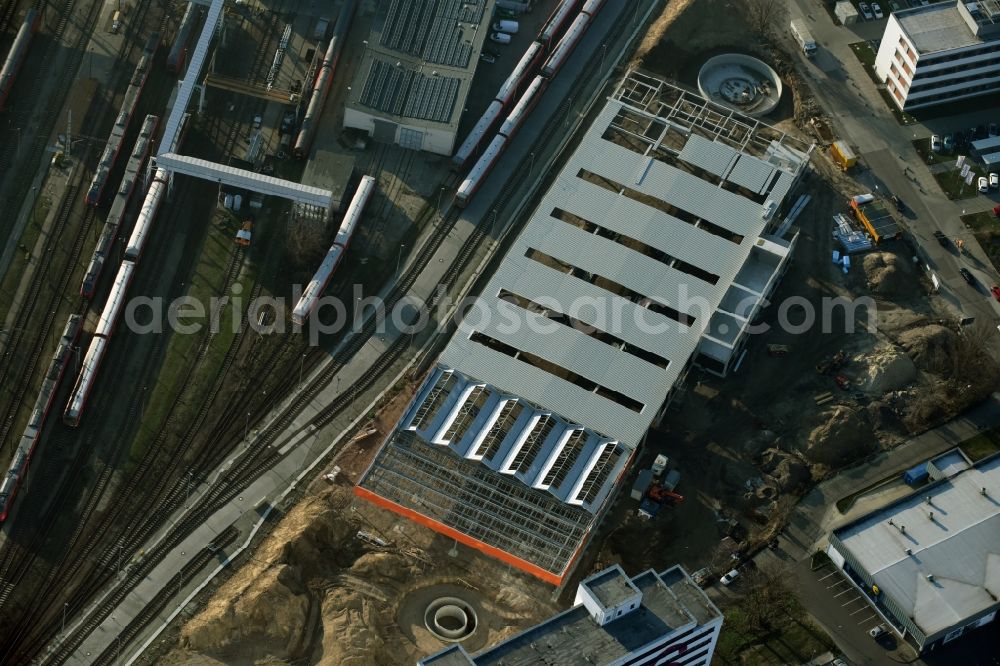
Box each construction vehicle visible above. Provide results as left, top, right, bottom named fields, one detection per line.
left=816, top=350, right=847, bottom=375
left=235, top=220, right=252, bottom=246
left=830, top=140, right=857, bottom=171
left=638, top=481, right=685, bottom=519
left=835, top=374, right=850, bottom=390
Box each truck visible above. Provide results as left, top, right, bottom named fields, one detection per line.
left=830, top=140, right=857, bottom=171
left=790, top=19, right=817, bottom=57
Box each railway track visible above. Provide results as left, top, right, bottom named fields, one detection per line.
left=48, top=3, right=644, bottom=663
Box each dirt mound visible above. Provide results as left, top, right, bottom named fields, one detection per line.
left=898, top=324, right=959, bottom=374
left=759, top=448, right=811, bottom=491
left=857, top=345, right=917, bottom=394
left=862, top=252, right=916, bottom=298
left=803, top=406, right=876, bottom=466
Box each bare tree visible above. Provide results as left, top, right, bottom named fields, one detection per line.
left=739, top=564, right=798, bottom=633
left=744, top=0, right=788, bottom=38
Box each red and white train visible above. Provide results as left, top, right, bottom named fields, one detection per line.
left=81, top=114, right=159, bottom=298
left=166, top=2, right=199, bottom=74
left=291, top=174, right=375, bottom=326
left=293, top=0, right=357, bottom=158
left=453, top=0, right=605, bottom=207
left=86, top=33, right=159, bottom=206
left=0, top=8, right=41, bottom=111
left=0, top=314, right=81, bottom=521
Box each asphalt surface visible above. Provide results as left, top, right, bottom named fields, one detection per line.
left=788, top=0, right=1000, bottom=332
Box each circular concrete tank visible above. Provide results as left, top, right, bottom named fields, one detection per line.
left=697, top=54, right=782, bottom=117
left=424, top=597, right=478, bottom=642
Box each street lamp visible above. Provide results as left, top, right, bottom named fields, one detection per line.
left=299, top=352, right=306, bottom=389
left=396, top=244, right=406, bottom=274
left=245, top=412, right=250, bottom=442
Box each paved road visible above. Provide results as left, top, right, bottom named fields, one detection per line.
left=787, top=0, right=1000, bottom=330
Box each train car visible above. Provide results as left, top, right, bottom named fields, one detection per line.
left=540, top=13, right=590, bottom=78
left=124, top=168, right=169, bottom=261
left=85, top=34, right=158, bottom=205
left=63, top=336, right=108, bottom=427
left=581, top=0, right=607, bottom=13
left=0, top=314, right=80, bottom=520
left=538, top=0, right=579, bottom=47
left=455, top=135, right=506, bottom=208
left=0, top=8, right=41, bottom=111
left=451, top=100, right=503, bottom=171
left=94, top=262, right=135, bottom=338
left=498, top=75, right=547, bottom=139
left=495, top=41, right=544, bottom=107
left=166, top=2, right=198, bottom=73
left=292, top=175, right=376, bottom=325
left=81, top=115, right=158, bottom=297
left=293, top=0, right=357, bottom=158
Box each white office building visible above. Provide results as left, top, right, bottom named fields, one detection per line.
left=420, top=565, right=724, bottom=666
left=875, top=0, right=1000, bottom=111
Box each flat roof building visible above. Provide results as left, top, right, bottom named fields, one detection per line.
left=419, top=564, right=724, bottom=666
left=875, top=0, right=1000, bottom=110
left=343, top=0, right=494, bottom=155
left=357, top=71, right=811, bottom=585
left=827, top=451, right=1000, bottom=652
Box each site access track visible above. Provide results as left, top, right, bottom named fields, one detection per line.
left=43, top=1, right=663, bottom=663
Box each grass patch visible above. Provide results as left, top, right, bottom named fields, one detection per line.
left=912, top=137, right=960, bottom=166
left=934, top=166, right=984, bottom=200
left=961, top=210, right=1000, bottom=273
left=0, top=194, right=52, bottom=320
left=716, top=606, right=835, bottom=665
left=850, top=40, right=877, bottom=75
left=126, top=209, right=245, bottom=467
left=960, top=426, right=1000, bottom=461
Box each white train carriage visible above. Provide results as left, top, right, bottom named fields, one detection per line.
left=581, top=0, right=606, bottom=13
left=455, top=135, right=506, bottom=208
left=1, top=314, right=82, bottom=518
left=64, top=336, right=108, bottom=427
left=292, top=175, right=376, bottom=326
left=496, top=41, right=545, bottom=107
left=541, top=13, right=590, bottom=78
left=95, top=261, right=135, bottom=338
left=451, top=100, right=504, bottom=170
left=167, top=3, right=198, bottom=73
left=125, top=168, right=169, bottom=261
left=498, top=75, right=547, bottom=139
left=539, top=0, right=580, bottom=46
left=0, top=8, right=41, bottom=110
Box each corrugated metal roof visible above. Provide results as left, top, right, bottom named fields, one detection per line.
left=678, top=133, right=738, bottom=177
left=359, top=58, right=460, bottom=123
left=380, top=0, right=487, bottom=67
left=728, top=154, right=775, bottom=193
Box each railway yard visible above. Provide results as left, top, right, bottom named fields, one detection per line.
left=0, top=0, right=998, bottom=664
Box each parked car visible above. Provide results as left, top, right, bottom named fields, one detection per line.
left=943, top=133, right=954, bottom=151
left=479, top=51, right=496, bottom=63
left=872, top=2, right=884, bottom=18
left=934, top=230, right=950, bottom=247
left=720, top=569, right=740, bottom=586
left=991, top=172, right=999, bottom=189
left=859, top=2, right=874, bottom=19
left=993, top=204, right=1000, bottom=217
left=960, top=267, right=976, bottom=285
left=930, top=134, right=943, bottom=152
left=869, top=624, right=887, bottom=639
left=979, top=176, right=990, bottom=193
left=991, top=286, right=1000, bottom=301
left=489, top=31, right=511, bottom=44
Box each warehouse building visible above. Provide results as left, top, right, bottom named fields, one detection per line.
left=420, top=564, right=724, bottom=666
left=875, top=0, right=1000, bottom=111
left=342, top=0, right=493, bottom=155
left=827, top=451, right=1000, bottom=653
left=357, top=71, right=812, bottom=585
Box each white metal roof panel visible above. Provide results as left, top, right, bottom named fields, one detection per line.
left=677, top=133, right=738, bottom=178
left=728, top=154, right=775, bottom=194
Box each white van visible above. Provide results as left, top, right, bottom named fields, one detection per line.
left=489, top=32, right=511, bottom=44
left=492, top=19, right=519, bottom=34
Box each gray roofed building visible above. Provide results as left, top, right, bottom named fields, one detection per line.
left=344, top=0, right=492, bottom=154
left=357, top=71, right=811, bottom=585
left=419, top=565, right=724, bottom=666
left=828, top=452, right=1000, bottom=652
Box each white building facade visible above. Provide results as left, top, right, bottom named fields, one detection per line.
left=875, top=0, right=1000, bottom=111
